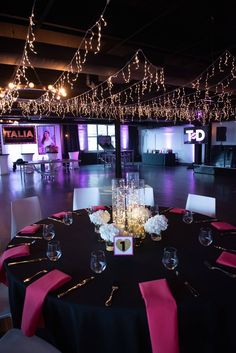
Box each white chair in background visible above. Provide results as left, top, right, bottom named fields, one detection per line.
left=68, top=151, right=80, bottom=169
left=73, top=187, right=100, bottom=210
left=144, top=186, right=154, bottom=206
left=10, top=196, right=42, bottom=238
left=0, top=328, right=62, bottom=353
left=185, top=193, right=216, bottom=217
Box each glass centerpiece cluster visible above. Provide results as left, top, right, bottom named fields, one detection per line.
left=88, top=175, right=168, bottom=251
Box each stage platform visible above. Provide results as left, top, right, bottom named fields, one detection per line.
left=193, top=164, right=236, bottom=176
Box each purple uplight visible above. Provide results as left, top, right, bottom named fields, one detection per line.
left=121, top=125, right=129, bottom=149
left=78, top=124, right=88, bottom=151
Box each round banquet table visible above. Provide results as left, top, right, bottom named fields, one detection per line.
left=5, top=207, right=236, bottom=353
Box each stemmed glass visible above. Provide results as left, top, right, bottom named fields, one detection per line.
left=162, top=247, right=179, bottom=270
left=46, top=240, right=62, bottom=262
left=182, top=210, right=193, bottom=224
left=42, top=223, right=55, bottom=241
left=198, top=227, right=213, bottom=246
left=63, top=211, right=73, bottom=225
left=90, top=250, right=107, bottom=274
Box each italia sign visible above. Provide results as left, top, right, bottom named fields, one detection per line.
left=3, top=126, right=36, bottom=144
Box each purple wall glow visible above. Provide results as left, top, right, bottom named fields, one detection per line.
left=121, top=125, right=129, bottom=149
left=78, top=124, right=88, bottom=151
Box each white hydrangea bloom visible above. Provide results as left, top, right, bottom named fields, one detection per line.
left=99, top=223, right=120, bottom=242
left=144, top=214, right=168, bottom=234
left=89, top=210, right=110, bottom=226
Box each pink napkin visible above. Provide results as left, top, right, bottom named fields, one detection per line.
left=0, top=245, right=30, bottom=284
left=51, top=211, right=67, bottom=219
left=169, top=208, right=185, bottom=214
left=211, top=221, right=236, bottom=231
left=139, top=278, right=179, bottom=353
left=92, top=205, right=106, bottom=211
left=216, top=251, right=236, bottom=268
left=19, top=224, right=41, bottom=234
left=21, top=269, right=71, bottom=336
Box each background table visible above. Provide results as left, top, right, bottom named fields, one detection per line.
left=5, top=208, right=236, bottom=353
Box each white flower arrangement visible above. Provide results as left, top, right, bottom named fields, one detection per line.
left=89, top=210, right=110, bottom=226
left=129, top=205, right=151, bottom=221
left=99, top=223, right=120, bottom=243
left=144, top=214, right=168, bottom=234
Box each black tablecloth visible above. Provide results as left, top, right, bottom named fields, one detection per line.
left=5, top=208, right=236, bottom=353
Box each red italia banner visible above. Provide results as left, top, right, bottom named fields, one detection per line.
left=2, top=125, right=36, bottom=144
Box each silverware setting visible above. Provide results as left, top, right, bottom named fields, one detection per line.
left=160, top=207, right=173, bottom=214
left=175, top=271, right=199, bottom=298
left=105, top=282, right=119, bottom=306
left=194, top=218, right=218, bottom=224
left=57, top=276, right=95, bottom=298
left=15, top=235, right=43, bottom=240
left=47, top=216, right=66, bottom=224
left=214, top=245, right=236, bottom=253
left=204, top=261, right=236, bottom=278
left=23, top=269, right=48, bottom=283
left=8, top=257, right=48, bottom=266
left=220, top=231, right=236, bottom=235
left=8, top=240, right=36, bottom=248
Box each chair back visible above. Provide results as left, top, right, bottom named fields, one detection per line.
left=73, top=187, right=100, bottom=210
left=11, top=196, right=42, bottom=238
left=68, top=151, right=79, bottom=160
left=144, top=186, right=154, bottom=206
left=0, top=283, right=11, bottom=320
left=185, top=193, right=216, bottom=217
left=0, top=328, right=62, bottom=353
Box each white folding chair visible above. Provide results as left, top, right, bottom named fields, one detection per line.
left=185, top=193, right=216, bottom=217
left=73, top=187, right=100, bottom=210
left=68, top=151, right=80, bottom=169
left=0, top=283, right=11, bottom=320
left=144, top=186, right=154, bottom=206
left=0, top=328, right=62, bottom=353
left=11, top=196, right=42, bottom=238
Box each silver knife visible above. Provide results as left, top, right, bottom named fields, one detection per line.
left=15, top=235, right=43, bottom=239
left=214, top=245, right=236, bottom=253
left=57, top=276, right=95, bottom=298
left=8, top=257, right=48, bottom=266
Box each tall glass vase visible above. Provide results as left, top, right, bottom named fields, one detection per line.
left=112, top=178, right=126, bottom=229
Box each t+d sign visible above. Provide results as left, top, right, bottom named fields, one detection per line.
left=184, top=127, right=208, bottom=144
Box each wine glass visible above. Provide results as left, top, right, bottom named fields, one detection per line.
left=90, top=250, right=107, bottom=274
left=198, top=227, right=213, bottom=246
left=46, top=240, right=62, bottom=261
left=162, top=247, right=179, bottom=270
left=43, top=223, right=55, bottom=241
left=182, top=210, right=193, bottom=224
left=63, top=211, right=73, bottom=225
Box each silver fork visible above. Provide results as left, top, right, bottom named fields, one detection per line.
left=23, top=269, right=48, bottom=283
left=204, top=261, right=236, bottom=278
left=175, top=271, right=200, bottom=298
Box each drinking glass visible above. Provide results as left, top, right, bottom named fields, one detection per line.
left=162, top=247, right=179, bottom=270
left=182, top=210, right=193, bottom=224
left=90, top=250, right=107, bottom=274
left=198, top=227, right=213, bottom=246
left=63, top=211, right=73, bottom=225
left=46, top=240, right=62, bottom=261
left=43, top=223, right=55, bottom=241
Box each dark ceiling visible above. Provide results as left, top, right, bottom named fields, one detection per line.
left=0, top=0, right=236, bottom=122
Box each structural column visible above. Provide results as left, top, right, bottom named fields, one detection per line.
left=115, top=117, right=122, bottom=178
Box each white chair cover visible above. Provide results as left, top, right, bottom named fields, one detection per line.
left=73, top=187, right=100, bottom=210
left=0, top=328, right=62, bottom=353
left=185, top=193, right=216, bottom=217
left=10, top=196, right=42, bottom=238
left=0, top=283, right=11, bottom=320
left=144, top=186, right=154, bottom=206
left=68, top=151, right=80, bottom=169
